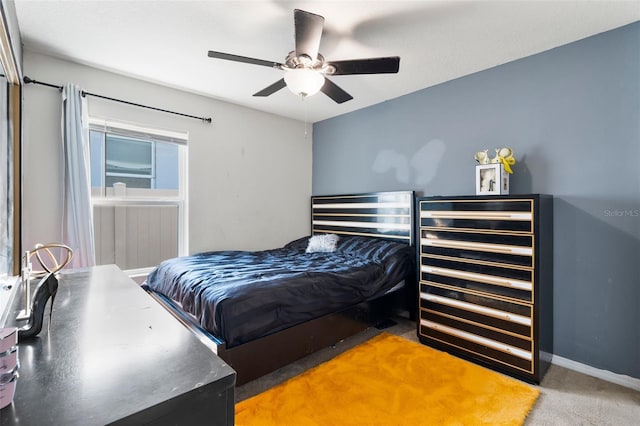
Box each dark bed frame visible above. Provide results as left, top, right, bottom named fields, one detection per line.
left=146, top=191, right=416, bottom=385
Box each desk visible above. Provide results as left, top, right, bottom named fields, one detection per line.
left=0, top=265, right=235, bottom=425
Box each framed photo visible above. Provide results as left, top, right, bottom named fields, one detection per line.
left=476, top=164, right=509, bottom=195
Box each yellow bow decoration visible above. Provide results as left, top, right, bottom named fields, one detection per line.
left=493, top=147, right=516, bottom=174
left=498, top=155, right=516, bottom=174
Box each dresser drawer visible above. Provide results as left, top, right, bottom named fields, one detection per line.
left=419, top=308, right=531, bottom=352
left=420, top=229, right=533, bottom=268
left=419, top=284, right=532, bottom=338
left=421, top=200, right=533, bottom=213
left=419, top=319, right=533, bottom=373
left=420, top=257, right=533, bottom=303
left=419, top=199, right=533, bottom=233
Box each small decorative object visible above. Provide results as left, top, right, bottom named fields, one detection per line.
left=18, top=273, right=59, bottom=340
left=476, top=163, right=509, bottom=195
left=475, top=147, right=515, bottom=195
left=474, top=149, right=489, bottom=165
left=16, top=243, right=73, bottom=340
left=0, top=370, right=17, bottom=409
left=0, top=328, right=17, bottom=354
left=493, top=147, right=516, bottom=174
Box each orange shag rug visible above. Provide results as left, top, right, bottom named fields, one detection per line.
left=235, top=333, right=539, bottom=426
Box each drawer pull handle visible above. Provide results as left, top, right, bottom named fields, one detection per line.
left=421, top=211, right=532, bottom=221
left=422, top=293, right=531, bottom=326
left=421, top=319, right=532, bottom=361
left=422, top=266, right=532, bottom=291
left=422, top=238, right=533, bottom=256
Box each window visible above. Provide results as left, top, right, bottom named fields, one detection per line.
left=90, top=131, right=180, bottom=192
left=0, top=6, right=24, bottom=320
left=90, top=119, right=184, bottom=197
left=105, top=135, right=153, bottom=188
left=89, top=118, right=187, bottom=273
left=0, top=72, right=10, bottom=277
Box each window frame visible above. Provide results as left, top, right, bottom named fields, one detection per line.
left=0, top=6, right=21, bottom=277
left=88, top=117, right=188, bottom=272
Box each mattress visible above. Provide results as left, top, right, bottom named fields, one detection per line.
left=144, top=235, right=414, bottom=347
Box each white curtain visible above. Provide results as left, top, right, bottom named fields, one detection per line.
left=62, top=84, right=95, bottom=268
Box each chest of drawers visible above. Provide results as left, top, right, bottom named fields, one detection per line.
left=417, top=195, right=553, bottom=383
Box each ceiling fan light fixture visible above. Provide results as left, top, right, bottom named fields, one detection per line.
left=207, top=9, right=399, bottom=103
left=284, top=68, right=325, bottom=97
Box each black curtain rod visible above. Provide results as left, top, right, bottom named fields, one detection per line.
left=23, top=76, right=212, bottom=123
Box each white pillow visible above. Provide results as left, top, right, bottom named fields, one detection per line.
left=306, top=234, right=340, bottom=253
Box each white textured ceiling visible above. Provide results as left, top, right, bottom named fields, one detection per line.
left=14, top=1, right=640, bottom=123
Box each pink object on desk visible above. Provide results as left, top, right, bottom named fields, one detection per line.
left=0, top=373, right=18, bottom=409
left=0, top=328, right=18, bottom=410
left=0, top=347, right=18, bottom=373
left=0, top=328, right=17, bottom=353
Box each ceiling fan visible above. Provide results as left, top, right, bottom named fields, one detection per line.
left=207, top=9, right=400, bottom=104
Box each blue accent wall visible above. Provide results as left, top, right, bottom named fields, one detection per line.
left=313, top=22, right=640, bottom=379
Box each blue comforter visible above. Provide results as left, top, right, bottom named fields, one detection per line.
left=145, top=235, right=414, bottom=347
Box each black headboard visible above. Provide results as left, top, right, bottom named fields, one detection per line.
left=311, top=191, right=415, bottom=245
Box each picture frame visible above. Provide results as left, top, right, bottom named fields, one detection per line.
left=476, top=164, right=509, bottom=195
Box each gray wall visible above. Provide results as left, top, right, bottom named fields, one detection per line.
left=313, top=22, right=640, bottom=379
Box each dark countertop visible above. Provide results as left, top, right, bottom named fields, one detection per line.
left=1, top=264, right=235, bottom=425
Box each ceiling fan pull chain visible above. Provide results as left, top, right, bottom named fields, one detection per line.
left=303, top=95, right=309, bottom=139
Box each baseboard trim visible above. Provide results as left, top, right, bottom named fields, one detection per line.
left=551, top=355, right=640, bottom=392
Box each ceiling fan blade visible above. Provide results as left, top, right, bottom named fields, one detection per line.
left=208, top=51, right=283, bottom=69
left=327, top=57, right=400, bottom=75
left=253, top=79, right=287, bottom=97
left=320, top=78, right=353, bottom=104
left=294, top=9, right=324, bottom=60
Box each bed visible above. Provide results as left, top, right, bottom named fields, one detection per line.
left=143, top=191, right=416, bottom=385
